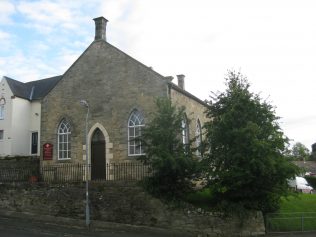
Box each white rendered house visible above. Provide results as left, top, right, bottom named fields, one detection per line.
left=0, top=76, right=61, bottom=157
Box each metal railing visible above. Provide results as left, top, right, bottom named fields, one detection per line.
left=265, top=212, right=316, bottom=232
left=0, top=165, right=39, bottom=182
left=0, top=162, right=153, bottom=183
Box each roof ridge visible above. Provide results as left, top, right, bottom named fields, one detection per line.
left=4, top=75, right=63, bottom=100
left=25, top=75, right=63, bottom=85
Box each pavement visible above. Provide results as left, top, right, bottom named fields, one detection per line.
left=0, top=210, right=195, bottom=237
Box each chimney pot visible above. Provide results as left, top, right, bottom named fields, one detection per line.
left=93, top=16, right=108, bottom=41
left=177, top=74, right=185, bottom=90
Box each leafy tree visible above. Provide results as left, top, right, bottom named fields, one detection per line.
left=203, top=71, right=299, bottom=214
left=138, top=98, right=198, bottom=200
left=290, top=142, right=310, bottom=161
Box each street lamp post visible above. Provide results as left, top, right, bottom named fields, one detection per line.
left=80, top=99, right=90, bottom=227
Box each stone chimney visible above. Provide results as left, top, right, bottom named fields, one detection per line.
left=177, top=74, right=185, bottom=90
left=165, top=76, right=174, bottom=82
left=93, top=16, right=108, bottom=41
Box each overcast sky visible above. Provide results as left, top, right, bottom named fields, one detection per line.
left=1, top=0, right=316, bottom=149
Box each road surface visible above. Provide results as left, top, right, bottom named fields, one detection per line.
left=0, top=215, right=193, bottom=237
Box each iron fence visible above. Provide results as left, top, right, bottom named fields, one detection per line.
left=0, top=162, right=153, bottom=183
left=265, top=212, right=316, bottom=233
left=0, top=165, right=39, bottom=182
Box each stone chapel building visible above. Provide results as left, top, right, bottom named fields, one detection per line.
left=40, top=17, right=207, bottom=178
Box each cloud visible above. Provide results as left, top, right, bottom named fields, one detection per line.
left=0, top=0, right=15, bottom=24
left=0, top=30, right=15, bottom=54
left=0, top=31, right=11, bottom=41
left=0, top=1, right=15, bottom=50
left=17, top=0, right=72, bottom=29
left=16, top=0, right=92, bottom=35
left=0, top=45, right=85, bottom=81
left=0, top=0, right=98, bottom=81
left=0, top=51, right=61, bottom=81
left=99, top=0, right=132, bottom=22
left=282, top=117, right=316, bottom=147
left=0, top=53, right=40, bottom=81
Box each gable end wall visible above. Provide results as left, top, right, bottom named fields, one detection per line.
left=41, top=41, right=168, bottom=164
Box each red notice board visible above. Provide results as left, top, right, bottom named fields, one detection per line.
left=43, top=143, right=53, bottom=160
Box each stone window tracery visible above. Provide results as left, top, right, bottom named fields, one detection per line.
left=0, top=105, right=4, bottom=120
left=58, top=119, right=71, bottom=160
left=182, top=115, right=189, bottom=145
left=128, top=110, right=145, bottom=156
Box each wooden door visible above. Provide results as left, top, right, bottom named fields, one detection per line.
left=91, top=129, right=106, bottom=180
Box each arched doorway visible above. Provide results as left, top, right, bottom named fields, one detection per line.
left=91, top=128, right=106, bottom=180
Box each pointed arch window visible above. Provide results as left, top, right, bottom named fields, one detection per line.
left=0, top=97, right=5, bottom=120
left=0, top=105, right=4, bottom=120
left=182, top=115, right=189, bottom=145
left=128, top=110, right=145, bottom=156
left=195, top=119, right=202, bottom=157
left=58, top=119, right=71, bottom=160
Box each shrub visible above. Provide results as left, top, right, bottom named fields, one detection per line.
left=203, top=71, right=299, bottom=214
left=138, top=98, right=199, bottom=200
left=305, top=176, right=316, bottom=189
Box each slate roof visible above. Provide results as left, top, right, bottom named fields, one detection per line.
left=293, top=161, right=316, bottom=173
left=169, top=82, right=208, bottom=107
left=4, top=75, right=62, bottom=100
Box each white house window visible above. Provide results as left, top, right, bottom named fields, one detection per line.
left=195, top=119, right=202, bottom=156
left=182, top=115, right=189, bottom=145
left=58, top=119, right=71, bottom=160
left=0, top=105, right=4, bottom=120
left=0, top=130, right=3, bottom=140
left=128, top=110, right=145, bottom=156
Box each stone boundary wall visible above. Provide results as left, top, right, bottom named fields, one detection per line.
left=0, top=182, right=265, bottom=236
left=0, top=156, right=39, bottom=168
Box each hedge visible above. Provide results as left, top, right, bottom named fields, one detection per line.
left=305, top=176, right=316, bottom=189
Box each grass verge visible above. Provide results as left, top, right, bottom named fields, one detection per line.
left=266, top=193, right=316, bottom=232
